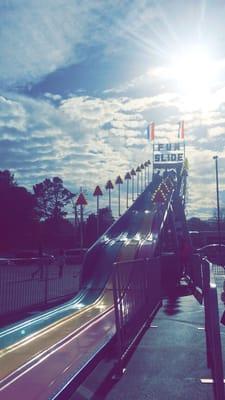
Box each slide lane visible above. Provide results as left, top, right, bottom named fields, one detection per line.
left=0, top=183, right=155, bottom=350
left=0, top=307, right=116, bottom=400
left=0, top=180, right=175, bottom=399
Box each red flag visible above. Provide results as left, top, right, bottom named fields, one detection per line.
left=178, top=120, right=184, bottom=139
left=147, top=122, right=155, bottom=141
left=151, top=122, right=155, bottom=141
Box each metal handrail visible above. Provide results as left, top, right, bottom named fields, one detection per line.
left=112, top=257, right=162, bottom=376
left=202, top=258, right=224, bottom=400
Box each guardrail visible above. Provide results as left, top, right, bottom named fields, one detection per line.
left=184, top=255, right=225, bottom=399
left=112, top=257, right=162, bottom=376
left=0, top=258, right=80, bottom=319
left=202, top=258, right=224, bottom=400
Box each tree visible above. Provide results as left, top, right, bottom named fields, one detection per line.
left=33, top=177, right=75, bottom=222
left=99, top=207, right=114, bottom=233
left=85, top=207, right=114, bottom=247
left=0, top=170, right=17, bottom=190
left=85, top=213, right=97, bottom=246
left=0, top=171, right=37, bottom=251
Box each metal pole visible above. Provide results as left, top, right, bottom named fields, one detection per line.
left=213, top=156, right=221, bottom=246
left=109, top=188, right=111, bottom=210
left=44, top=261, right=48, bottom=305
left=97, top=195, right=99, bottom=237
left=118, top=184, right=121, bottom=216
left=126, top=180, right=129, bottom=208
left=137, top=172, right=139, bottom=196
left=74, top=204, right=78, bottom=246
left=132, top=175, right=134, bottom=201
left=80, top=204, right=84, bottom=249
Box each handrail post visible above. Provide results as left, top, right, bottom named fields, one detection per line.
left=202, top=259, right=212, bottom=368
left=44, top=260, right=49, bottom=305
left=209, top=286, right=224, bottom=400
left=202, top=258, right=224, bottom=399
left=112, top=263, right=124, bottom=378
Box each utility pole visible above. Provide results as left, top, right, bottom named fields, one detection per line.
left=213, top=156, right=221, bottom=246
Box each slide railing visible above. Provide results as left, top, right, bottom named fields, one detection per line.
left=112, top=257, right=162, bottom=376
left=202, top=259, right=224, bottom=400
left=187, top=255, right=225, bottom=399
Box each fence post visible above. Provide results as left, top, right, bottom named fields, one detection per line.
left=202, top=259, right=212, bottom=368
left=44, top=260, right=49, bottom=305
left=209, top=286, right=224, bottom=400
left=145, top=258, right=151, bottom=325
left=112, top=263, right=124, bottom=378
left=202, top=258, right=224, bottom=399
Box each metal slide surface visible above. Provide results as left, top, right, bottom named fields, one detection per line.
left=0, top=175, right=181, bottom=399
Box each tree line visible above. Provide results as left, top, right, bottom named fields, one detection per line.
left=0, top=170, right=113, bottom=253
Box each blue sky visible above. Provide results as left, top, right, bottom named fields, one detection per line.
left=1, top=0, right=225, bottom=219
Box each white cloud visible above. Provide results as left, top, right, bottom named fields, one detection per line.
left=1, top=84, right=225, bottom=219
left=0, top=0, right=163, bottom=90
left=0, top=1, right=116, bottom=88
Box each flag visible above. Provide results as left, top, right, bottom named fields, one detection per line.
left=178, top=120, right=184, bottom=139
left=147, top=122, right=155, bottom=141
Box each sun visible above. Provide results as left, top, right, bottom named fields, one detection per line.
left=169, top=46, right=217, bottom=111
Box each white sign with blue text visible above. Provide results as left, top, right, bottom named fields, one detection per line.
left=153, top=142, right=184, bottom=164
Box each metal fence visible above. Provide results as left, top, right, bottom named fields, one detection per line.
left=183, top=254, right=225, bottom=399
left=212, top=264, right=225, bottom=276
left=112, top=257, right=162, bottom=374
left=0, top=258, right=81, bottom=317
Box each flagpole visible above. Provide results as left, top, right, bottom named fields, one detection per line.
left=181, top=120, right=185, bottom=162
left=151, top=122, right=155, bottom=178
left=146, top=122, right=155, bottom=179
left=178, top=120, right=185, bottom=164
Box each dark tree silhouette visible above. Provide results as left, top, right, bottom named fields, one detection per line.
left=99, top=207, right=114, bottom=233
left=85, top=207, right=114, bottom=246
left=42, top=218, right=74, bottom=249
left=85, top=213, right=97, bottom=246
left=0, top=171, right=37, bottom=251
left=0, top=170, right=17, bottom=189
left=33, top=177, right=75, bottom=222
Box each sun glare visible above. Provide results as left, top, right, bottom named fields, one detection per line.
left=170, top=46, right=217, bottom=111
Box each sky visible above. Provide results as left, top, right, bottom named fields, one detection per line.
left=1, top=0, right=225, bottom=220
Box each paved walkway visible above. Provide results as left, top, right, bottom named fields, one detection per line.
left=105, top=293, right=214, bottom=400
left=70, top=290, right=218, bottom=400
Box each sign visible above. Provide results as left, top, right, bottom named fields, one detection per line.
left=115, top=176, right=123, bottom=185
left=153, top=142, right=184, bottom=165
left=105, top=180, right=114, bottom=190
left=76, top=193, right=88, bottom=206
left=93, top=185, right=103, bottom=196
